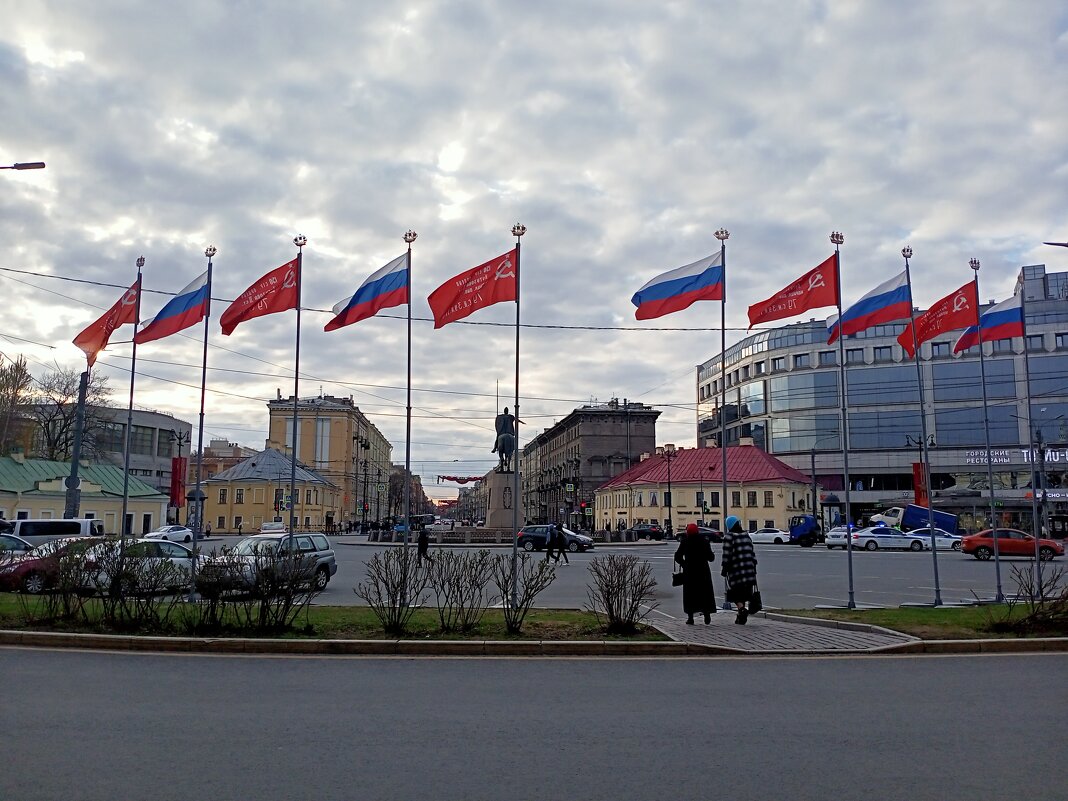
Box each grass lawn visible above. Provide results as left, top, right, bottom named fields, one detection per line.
left=779, top=605, right=1067, bottom=639
left=0, top=593, right=668, bottom=641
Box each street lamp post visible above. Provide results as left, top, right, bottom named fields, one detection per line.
left=169, top=429, right=188, bottom=524
left=906, top=431, right=941, bottom=605
left=663, top=446, right=679, bottom=538
left=0, top=162, right=45, bottom=170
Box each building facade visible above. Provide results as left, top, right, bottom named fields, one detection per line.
left=94, top=407, right=193, bottom=498
left=266, top=394, right=392, bottom=527
left=695, top=263, right=1068, bottom=531
left=521, top=399, right=660, bottom=528
left=594, top=443, right=813, bottom=534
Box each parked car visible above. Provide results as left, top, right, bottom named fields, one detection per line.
left=695, top=526, right=723, bottom=543
left=81, top=538, right=195, bottom=593
left=625, top=523, right=665, bottom=541
left=908, top=527, right=963, bottom=551
left=850, top=526, right=927, bottom=551
left=258, top=521, right=289, bottom=534
left=751, top=527, right=791, bottom=545
left=516, top=525, right=595, bottom=552
left=144, top=525, right=195, bottom=543
left=824, top=526, right=851, bottom=549
left=198, top=533, right=337, bottom=592
left=8, top=518, right=106, bottom=546
left=961, top=529, right=1064, bottom=561
left=0, top=536, right=105, bottom=594
left=0, top=533, right=34, bottom=555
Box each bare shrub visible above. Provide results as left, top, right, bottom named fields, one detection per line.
left=354, top=548, right=431, bottom=634
left=428, top=549, right=494, bottom=632
left=585, top=553, right=658, bottom=635
left=87, top=540, right=187, bottom=631
left=491, top=552, right=556, bottom=634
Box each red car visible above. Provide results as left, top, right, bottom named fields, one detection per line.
left=961, top=529, right=1064, bottom=561
left=0, top=536, right=103, bottom=594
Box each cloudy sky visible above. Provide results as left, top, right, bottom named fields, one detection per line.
left=2, top=1, right=1067, bottom=499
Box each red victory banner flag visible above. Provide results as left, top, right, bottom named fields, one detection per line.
left=72, top=281, right=140, bottom=367
left=747, top=254, right=840, bottom=328
left=219, top=258, right=300, bottom=336
left=897, top=280, right=979, bottom=358
left=427, top=249, right=517, bottom=328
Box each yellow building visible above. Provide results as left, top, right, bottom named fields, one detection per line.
left=266, top=394, right=392, bottom=527
left=594, top=442, right=815, bottom=534
left=0, top=453, right=168, bottom=534
left=201, top=448, right=342, bottom=534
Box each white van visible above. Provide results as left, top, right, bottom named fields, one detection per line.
left=6, top=518, right=106, bottom=546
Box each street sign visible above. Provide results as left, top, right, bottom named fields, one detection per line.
left=377, top=483, right=385, bottom=492
left=565, top=483, right=575, bottom=493
left=559, top=507, right=565, bottom=514
left=584, top=507, right=593, bottom=516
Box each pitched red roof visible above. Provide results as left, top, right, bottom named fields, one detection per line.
left=597, top=445, right=810, bottom=490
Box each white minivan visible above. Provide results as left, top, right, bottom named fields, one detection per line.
left=5, top=518, right=106, bottom=546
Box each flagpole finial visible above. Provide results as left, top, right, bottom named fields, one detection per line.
left=714, top=228, right=729, bottom=241
left=969, top=258, right=980, bottom=272
left=830, top=231, right=844, bottom=246
left=511, top=223, right=526, bottom=238
left=136, top=256, right=145, bottom=269
left=293, top=235, right=307, bottom=249
left=204, top=245, right=217, bottom=259
left=901, top=245, right=913, bottom=260
left=404, top=230, right=418, bottom=244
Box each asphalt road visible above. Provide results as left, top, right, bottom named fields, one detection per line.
left=235, top=538, right=1050, bottom=611
left=3, top=648, right=1065, bottom=801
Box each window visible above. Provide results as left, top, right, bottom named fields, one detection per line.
left=848, top=409, right=922, bottom=450
left=846, top=348, right=864, bottom=364
left=1026, top=335, right=1044, bottom=352
left=746, top=491, right=757, bottom=507
left=793, top=354, right=810, bottom=369
left=873, top=346, right=892, bottom=362
left=992, top=339, right=1012, bottom=353
left=234, top=515, right=243, bottom=528
left=1057, top=333, right=1068, bottom=350
left=708, top=491, right=720, bottom=508
left=218, top=488, right=227, bottom=504
left=748, top=520, right=757, bottom=532
left=305, top=489, right=312, bottom=504
left=769, top=372, right=838, bottom=412
left=764, top=520, right=775, bottom=529
left=936, top=359, right=1015, bottom=401
left=635, top=492, right=643, bottom=507
left=156, top=430, right=176, bottom=458
left=755, top=361, right=766, bottom=375
left=847, top=365, right=920, bottom=405
left=763, top=491, right=774, bottom=507
left=931, top=341, right=950, bottom=357
left=254, top=488, right=264, bottom=504
left=130, top=425, right=155, bottom=456
left=649, top=491, right=659, bottom=507
left=696, top=491, right=705, bottom=508
left=771, top=357, right=785, bottom=372
left=741, top=366, right=750, bottom=379
left=818, top=350, right=836, bottom=366
left=731, top=491, right=741, bottom=507
left=216, top=516, right=225, bottom=529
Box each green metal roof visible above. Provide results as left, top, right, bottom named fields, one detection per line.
left=0, top=456, right=167, bottom=499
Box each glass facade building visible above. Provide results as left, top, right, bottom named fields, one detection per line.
left=696, top=264, right=1068, bottom=529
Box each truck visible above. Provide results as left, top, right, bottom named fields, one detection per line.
left=788, top=515, right=823, bottom=547
left=869, top=504, right=959, bottom=533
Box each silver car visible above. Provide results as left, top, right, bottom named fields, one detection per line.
left=908, top=527, right=963, bottom=551
left=850, top=526, right=927, bottom=552
left=200, top=533, right=337, bottom=592
left=824, top=526, right=851, bottom=550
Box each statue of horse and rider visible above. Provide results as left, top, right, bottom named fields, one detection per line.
left=491, top=406, right=521, bottom=472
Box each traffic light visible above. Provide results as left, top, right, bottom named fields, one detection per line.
left=580, top=501, right=587, bottom=510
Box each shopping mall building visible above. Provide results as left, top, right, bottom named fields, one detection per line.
left=695, top=264, right=1068, bottom=532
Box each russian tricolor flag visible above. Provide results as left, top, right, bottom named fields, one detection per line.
left=325, top=253, right=408, bottom=331
left=631, top=252, right=723, bottom=320
left=827, top=270, right=912, bottom=344
left=953, top=294, right=1025, bottom=354
left=134, top=271, right=210, bottom=344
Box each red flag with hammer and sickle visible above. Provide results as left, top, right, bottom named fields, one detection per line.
left=219, top=259, right=300, bottom=335
left=747, top=254, right=840, bottom=328
left=897, top=280, right=979, bottom=358
left=72, top=281, right=140, bottom=367
left=427, top=249, right=517, bottom=328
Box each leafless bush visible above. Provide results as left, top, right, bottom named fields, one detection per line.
left=428, top=549, right=494, bottom=632
left=585, top=554, right=658, bottom=635
left=87, top=541, right=186, bottom=631
left=491, top=552, right=556, bottom=634
left=354, top=548, right=431, bottom=634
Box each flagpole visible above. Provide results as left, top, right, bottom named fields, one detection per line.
left=1020, top=293, right=1044, bottom=598
left=289, top=236, right=306, bottom=541
left=902, top=246, right=941, bottom=606
left=970, top=258, right=1004, bottom=602
left=510, top=222, right=526, bottom=611
left=831, top=231, right=856, bottom=609
left=188, top=245, right=215, bottom=602
left=119, top=256, right=144, bottom=563
left=403, top=230, right=417, bottom=557
left=714, top=227, right=732, bottom=610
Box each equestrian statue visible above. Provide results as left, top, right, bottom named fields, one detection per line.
left=491, top=406, right=522, bottom=473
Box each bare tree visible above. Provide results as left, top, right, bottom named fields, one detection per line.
left=28, top=367, right=111, bottom=461
left=0, top=355, right=33, bottom=455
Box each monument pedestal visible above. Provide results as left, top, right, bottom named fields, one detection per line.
left=484, top=469, right=520, bottom=530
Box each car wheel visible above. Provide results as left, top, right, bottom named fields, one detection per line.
left=864, top=541, right=878, bottom=551
left=523, top=541, right=535, bottom=552
left=1039, top=546, right=1056, bottom=561
left=183, top=535, right=191, bottom=543
left=910, top=540, right=923, bottom=552
left=313, top=566, right=330, bottom=590
left=975, top=546, right=992, bottom=561
left=568, top=542, right=579, bottom=553
left=161, top=535, right=169, bottom=541
left=23, top=572, right=46, bottom=594
left=952, top=542, right=962, bottom=551
left=773, top=537, right=784, bottom=544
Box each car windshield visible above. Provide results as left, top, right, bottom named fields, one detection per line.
left=232, top=537, right=279, bottom=556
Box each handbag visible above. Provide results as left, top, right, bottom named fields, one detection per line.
left=748, top=584, right=763, bottom=614
left=672, top=568, right=685, bottom=586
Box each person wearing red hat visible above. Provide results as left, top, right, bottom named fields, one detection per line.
left=673, top=522, right=716, bottom=624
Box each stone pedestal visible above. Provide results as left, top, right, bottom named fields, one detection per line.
left=484, top=469, right=520, bottom=530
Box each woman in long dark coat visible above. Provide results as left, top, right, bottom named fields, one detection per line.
left=674, top=522, right=716, bottom=624
left=721, top=515, right=758, bottom=625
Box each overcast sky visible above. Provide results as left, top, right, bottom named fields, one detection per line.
left=2, top=1, right=1067, bottom=499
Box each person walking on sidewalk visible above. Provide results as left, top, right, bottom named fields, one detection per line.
left=721, top=515, right=758, bottom=625
left=674, top=522, right=716, bottom=624
left=417, top=528, right=434, bottom=564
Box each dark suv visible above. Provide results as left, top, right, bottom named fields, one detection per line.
left=626, top=523, right=665, bottom=541
left=516, top=525, right=595, bottom=552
